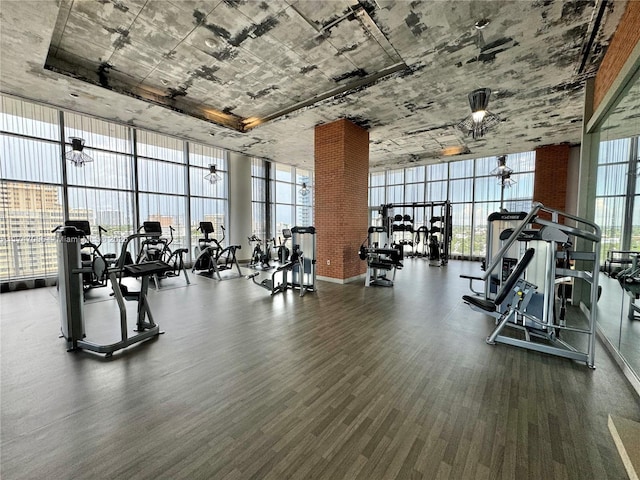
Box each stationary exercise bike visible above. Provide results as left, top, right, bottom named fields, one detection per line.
left=248, top=234, right=273, bottom=269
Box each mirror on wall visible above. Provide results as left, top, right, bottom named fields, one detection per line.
left=595, top=64, right=640, bottom=385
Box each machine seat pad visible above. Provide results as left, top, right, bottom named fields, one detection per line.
left=462, top=295, right=496, bottom=313
left=369, top=261, right=393, bottom=270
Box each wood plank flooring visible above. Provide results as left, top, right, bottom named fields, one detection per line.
left=1, top=260, right=639, bottom=479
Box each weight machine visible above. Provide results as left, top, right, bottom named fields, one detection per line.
left=247, top=226, right=317, bottom=296
left=359, top=226, right=403, bottom=287
left=462, top=202, right=601, bottom=368
left=192, top=222, right=242, bottom=280
left=378, top=202, right=452, bottom=266
left=56, top=225, right=169, bottom=357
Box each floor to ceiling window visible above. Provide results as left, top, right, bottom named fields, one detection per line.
left=0, top=94, right=233, bottom=282
left=368, top=153, right=535, bottom=259
left=251, top=157, right=268, bottom=241
left=270, top=162, right=314, bottom=237
left=188, top=143, right=228, bottom=249
left=594, top=137, right=638, bottom=260
left=65, top=111, right=135, bottom=257
left=0, top=96, right=63, bottom=280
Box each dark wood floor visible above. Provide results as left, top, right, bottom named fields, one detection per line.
left=1, top=260, right=639, bottom=479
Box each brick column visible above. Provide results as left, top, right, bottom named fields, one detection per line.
left=533, top=144, right=570, bottom=214
left=593, top=0, right=640, bottom=111
left=315, top=119, right=369, bottom=282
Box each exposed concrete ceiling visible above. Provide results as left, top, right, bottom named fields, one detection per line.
left=0, top=0, right=627, bottom=171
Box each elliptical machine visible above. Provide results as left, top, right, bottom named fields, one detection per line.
left=192, top=222, right=242, bottom=280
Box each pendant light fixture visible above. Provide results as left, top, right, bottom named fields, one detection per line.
left=457, top=88, right=500, bottom=139
left=204, top=164, right=221, bottom=185
left=65, top=137, right=94, bottom=167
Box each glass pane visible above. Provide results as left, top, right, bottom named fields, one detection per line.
left=595, top=195, right=625, bottom=259
left=64, top=112, right=131, bottom=153
left=67, top=187, right=135, bottom=256
left=474, top=176, right=501, bottom=203
left=475, top=156, right=496, bottom=175
left=631, top=196, right=640, bottom=251
left=509, top=151, right=536, bottom=172
left=138, top=158, right=186, bottom=194
left=1, top=135, right=61, bottom=183
left=504, top=199, right=532, bottom=213
left=296, top=188, right=313, bottom=227
left=449, top=178, right=473, bottom=203
left=0, top=181, right=64, bottom=281
left=426, top=181, right=447, bottom=202
left=472, top=202, right=501, bottom=256
left=189, top=143, right=225, bottom=170
left=274, top=164, right=292, bottom=182
left=1, top=96, right=59, bottom=140
left=251, top=157, right=266, bottom=178
left=405, top=166, right=425, bottom=183
left=138, top=193, right=188, bottom=249
left=252, top=176, right=266, bottom=203
left=387, top=169, right=404, bottom=185
left=67, top=150, right=133, bottom=190
left=508, top=172, right=535, bottom=200
left=427, top=163, right=448, bottom=181
left=252, top=202, right=267, bottom=238
left=451, top=202, right=473, bottom=256
left=136, top=130, right=183, bottom=162
left=275, top=181, right=293, bottom=204
left=296, top=203, right=313, bottom=226
left=405, top=183, right=425, bottom=203
left=449, top=159, right=474, bottom=179
left=596, top=164, right=629, bottom=196
left=190, top=197, right=226, bottom=251
left=387, top=185, right=403, bottom=204
left=369, top=186, right=385, bottom=206
left=599, top=137, right=631, bottom=165
left=370, top=172, right=385, bottom=187
left=296, top=169, right=311, bottom=185
left=274, top=204, right=294, bottom=232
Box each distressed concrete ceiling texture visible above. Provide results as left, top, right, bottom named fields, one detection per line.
left=0, top=0, right=627, bottom=170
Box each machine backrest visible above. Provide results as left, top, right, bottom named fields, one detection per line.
left=199, top=222, right=214, bottom=234
left=143, top=221, right=162, bottom=235
left=65, top=220, right=91, bottom=236
left=494, top=248, right=535, bottom=306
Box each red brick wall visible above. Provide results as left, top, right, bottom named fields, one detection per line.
left=594, top=1, right=640, bottom=111
left=533, top=144, right=569, bottom=215
left=315, top=119, right=369, bottom=280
